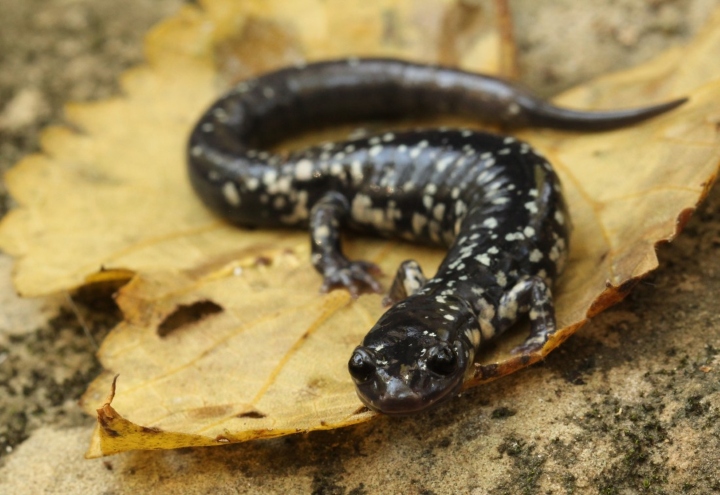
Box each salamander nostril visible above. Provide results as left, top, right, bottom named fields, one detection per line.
left=427, top=343, right=457, bottom=376
left=348, top=347, right=376, bottom=382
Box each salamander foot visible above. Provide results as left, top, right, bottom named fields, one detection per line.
left=320, top=260, right=383, bottom=298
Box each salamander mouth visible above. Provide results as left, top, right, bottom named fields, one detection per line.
left=354, top=376, right=464, bottom=416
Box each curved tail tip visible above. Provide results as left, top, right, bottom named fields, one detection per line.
left=527, top=94, right=691, bottom=131
left=660, top=96, right=689, bottom=111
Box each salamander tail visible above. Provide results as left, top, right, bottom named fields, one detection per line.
left=518, top=95, right=688, bottom=131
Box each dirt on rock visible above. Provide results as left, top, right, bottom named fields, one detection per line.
left=1, top=1, right=719, bottom=493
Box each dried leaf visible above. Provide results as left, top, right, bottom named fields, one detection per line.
left=0, top=0, right=718, bottom=457
left=0, top=0, right=499, bottom=297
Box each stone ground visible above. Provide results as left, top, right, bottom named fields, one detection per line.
left=0, top=0, right=719, bottom=493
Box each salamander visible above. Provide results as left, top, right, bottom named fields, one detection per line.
left=187, top=58, right=686, bottom=415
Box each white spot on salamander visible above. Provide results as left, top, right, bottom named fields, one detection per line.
left=281, top=190, right=308, bottom=223
left=295, top=159, right=314, bottom=181
left=499, top=297, right=518, bottom=321
left=412, top=213, right=427, bottom=234
left=350, top=160, right=363, bottom=182
left=213, top=107, right=228, bottom=122
left=483, top=217, right=498, bottom=229
left=246, top=177, right=259, bottom=190
left=314, top=225, right=330, bottom=239
left=369, top=145, right=383, bottom=157
left=263, top=169, right=278, bottom=186
left=465, top=328, right=481, bottom=348
left=433, top=203, right=445, bottom=221
left=475, top=253, right=491, bottom=266
left=529, top=249, right=543, bottom=262
left=330, top=162, right=343, bottom=177
left=505, top=232, right=525, bottom=241
left=524, top=201, right=538, bottom=214
left=222, top=182, right=241, bottom=206
left=423, top=195, right=434, bottom=210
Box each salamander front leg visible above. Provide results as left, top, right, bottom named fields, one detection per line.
left=310, top=192, right=383, bottom=298
left=382, top=260, right=427, bottom=307
left=497, top=276, right=556, bottom=354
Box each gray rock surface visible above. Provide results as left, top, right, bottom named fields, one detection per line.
left=1, top=1, right=719, bottom=493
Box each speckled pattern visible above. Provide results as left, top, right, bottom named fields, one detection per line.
left=187, top=58, right=685, bottom=415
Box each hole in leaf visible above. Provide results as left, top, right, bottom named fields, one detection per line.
left=157, top=300, right=223, bottom=337
left=237, top=410, right=266, bottom=419
left=254, top=256, right=272, bottom=266
left=73, top=267, right=135, bottom=311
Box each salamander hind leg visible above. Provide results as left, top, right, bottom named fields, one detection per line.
left=310, top=191, right=383, bottom=298
left=497, top=276, right=557, bottom=354
left=382, top=260, right=427, bottom=307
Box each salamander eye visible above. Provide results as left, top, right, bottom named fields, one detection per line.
left=348, top=347, right=376, bottom=382
left=427, top=344, right=457, bottom=376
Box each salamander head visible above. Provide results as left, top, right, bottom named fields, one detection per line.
left=348, top=296, right=478, bottom=415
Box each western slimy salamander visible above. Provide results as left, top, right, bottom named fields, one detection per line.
left=187, top=58, right=685, bottom=415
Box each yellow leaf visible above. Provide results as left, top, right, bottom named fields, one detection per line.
left=0, top=0, right=718, bottom=457
left=0, top=0, right=499, bottom=297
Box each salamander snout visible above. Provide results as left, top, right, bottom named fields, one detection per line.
left=348, top=339, right=468, bottom=416
left=348, top=294, right=478, bottom=415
